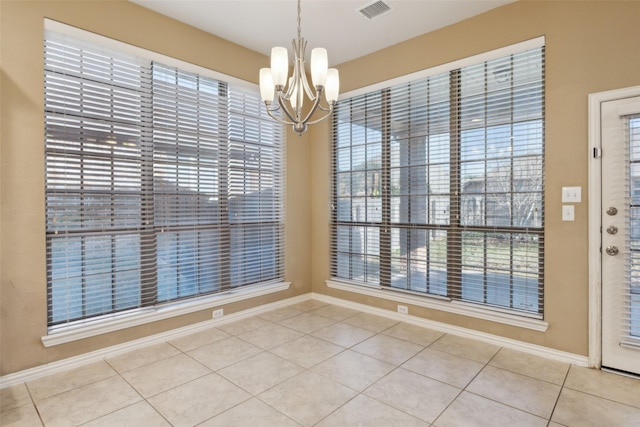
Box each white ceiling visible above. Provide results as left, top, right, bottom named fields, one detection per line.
left=129, top=0, right=515, bottom=66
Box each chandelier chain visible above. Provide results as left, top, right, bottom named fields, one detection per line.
left=297, top=0, right=302, bottom=41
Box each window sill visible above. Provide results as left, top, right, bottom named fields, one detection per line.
left=41, top=281, right=291, bottom=347
left=325, top=279, right=548, bottom=332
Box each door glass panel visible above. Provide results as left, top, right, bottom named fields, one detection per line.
left=628, top=116, right=640, bottom=337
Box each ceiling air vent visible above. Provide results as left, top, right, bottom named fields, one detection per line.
left=357, top=0, right=393, bottom=20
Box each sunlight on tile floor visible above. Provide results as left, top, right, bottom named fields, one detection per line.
left=2, top=300, right=639, bottom=426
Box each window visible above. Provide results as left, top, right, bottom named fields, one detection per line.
left=331, top=41, right=544, bottom=317
left=45, top=31, right=284, bottom=328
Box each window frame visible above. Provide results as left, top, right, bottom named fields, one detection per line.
left=43, top=20, right=287, bottom=343
left=329, top=37, right=546, bottom=327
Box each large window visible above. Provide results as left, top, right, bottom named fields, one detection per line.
left=45, top=31, right=284, bottom=327
left=331, top=42, right=544, bottom=317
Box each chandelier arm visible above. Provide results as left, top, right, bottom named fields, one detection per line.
left=305, top=108, right=335, bottom=126
left=276, top=92, right=301, bottom=124
left=317, top=103, right=335, bottom=112
left=300, top=88, right=325, bottom=124
left=301, top=70, right=317, bottom=101
left=265, top=103, right=296, bottom=126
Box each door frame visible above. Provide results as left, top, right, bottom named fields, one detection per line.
left=588, top=85, right=640, bottom=369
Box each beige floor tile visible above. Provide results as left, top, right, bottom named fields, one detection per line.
left=187, top=336, right=263, bottom=371
left=564, top=365, right=640, bottom=408
left=288, top=299, right=328, bottom=312
left=365, top=367, right=460, bottom=423
left=311, top=349, right=394, bottom=391
left=107, top=342, right=181, bottom=373
left=36, top=376, right=141, bottom=427
left=402, top=348, right=484, bottom=388
left=168, top=327, right=230, bottom=352
left=0, top=403, right=42, bottom=427
left=467, top=366, right=561, bottom=418
left=82, top=401, right=170, bottom=426
left=343, top=312, right=398, bottom=332
left=27, top=361, right=117, bottom=401
left=271, top=335, right=344, bottom=368
left=551, top=388, right=640, bottom=427
left=548, top=423, right=567, bottom=427
left=259, top=371, right=357, bottom=426
left=237, top=323, right=303, bottom=350
left=316, top=394, right=429, bottom=427
left=121, top=353, right=210, bottom=398
left=199, top=397, right=302, bottom=427
left=381, top=322, right=444, bottom=346
left=218, top=351, right=304, bottom=395
left=148, top=373, right=251, bottom=427
left=311, top=322, right=376, bottom=348
left=433, top=391, right=547, bottom=427
left=310, top=304, right=361, bottom=321
left=352, top=334, right=423, bottom=365
left=430, top=334, right=500, bottom=363
left=218, top=316, right=273, bottom=335
left=258, top=305, right=305, bottom=322
left=279, top=312, right=337, bottom=334
left=489, top=347, right=569, bottom=385
left=0, top=383, right=32, bottom=413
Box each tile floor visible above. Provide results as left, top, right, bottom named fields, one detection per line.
left=2, top=300, right=640, bottom=426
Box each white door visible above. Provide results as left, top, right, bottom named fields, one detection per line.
left=601, top=95, right=640, bottom=375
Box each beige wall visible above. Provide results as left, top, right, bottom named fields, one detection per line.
left=2, top=0, right=640, bottom=376
left=0, top=0, right=311, bottom=376
left=311, top=0, right=640, bottom=356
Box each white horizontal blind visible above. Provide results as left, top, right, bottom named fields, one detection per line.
left=227, top=86, right=285, bottom=287
left=331, top=44, right=545, bottom=316
left=45, top=34, right=152, bottom=324
left=151, top=63, right=228, bottom=302
left=45, top=31, right=284, bottom=327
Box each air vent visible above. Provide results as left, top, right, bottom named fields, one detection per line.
left=357, top=0, right=393, bottom=20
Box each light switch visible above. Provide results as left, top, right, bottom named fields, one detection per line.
left=562, top=205, right=575, bottom=221
left=562, top=186, right=581, bottom=203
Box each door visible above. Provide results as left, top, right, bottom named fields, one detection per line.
left=601, top=95, right=640, bottom=375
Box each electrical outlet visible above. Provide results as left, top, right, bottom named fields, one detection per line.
left=212, top=308, right=224, bottom=319
left=397, top=305, right=408, bottom=314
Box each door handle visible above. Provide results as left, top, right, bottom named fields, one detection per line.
left=605, top=246, right=619, bottom=256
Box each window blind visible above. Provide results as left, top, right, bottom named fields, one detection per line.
left=331, top=43, right=545, bottom=316
left=45, top=31, right=284, bottom=327
left=626, top=114, right=640, bottom=341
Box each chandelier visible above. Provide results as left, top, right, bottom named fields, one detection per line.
left=259, top=0, right=340, bottom=135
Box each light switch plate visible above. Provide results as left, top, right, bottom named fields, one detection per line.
left=562, top=186, right=581, bottom=203
left=562, top=205, right=575, bottom=221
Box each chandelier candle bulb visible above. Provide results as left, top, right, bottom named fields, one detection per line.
left=325, top=69, right=340, bottom=103
left=270, top=47, right=289, bottom=87
left=259, top=68, right=275, bottom=102
left=311, top=48, right=328, bottom=88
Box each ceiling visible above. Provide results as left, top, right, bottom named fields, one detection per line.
left=129, top=0, right=515, bottom=66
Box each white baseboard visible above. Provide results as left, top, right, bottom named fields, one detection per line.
left=0, top=293, right=311, bottom=389
left=311, top=292, right=589, bottom=367
left=1, top=291, right=589, bottom=389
